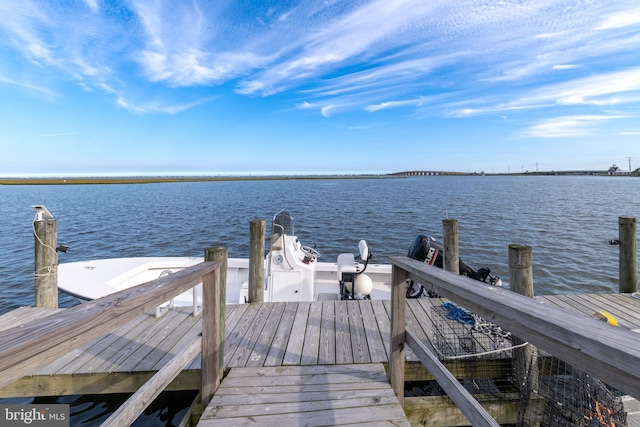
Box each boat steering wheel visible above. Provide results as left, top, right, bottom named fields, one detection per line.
left=301, top=246, right=321, bottom=261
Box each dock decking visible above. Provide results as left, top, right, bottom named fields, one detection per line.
left=199, top=364, right=410, bottom=426
left=1, top=292, right=639, bottom=425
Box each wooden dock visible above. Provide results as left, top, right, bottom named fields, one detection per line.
left=1, top=291, right=639, bottom=425
left=199, top=364, right=410, bottom=426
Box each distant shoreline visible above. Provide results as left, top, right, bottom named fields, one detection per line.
left=1, top=170, right=637, bottom=185
left=0, top=175, right=394, bottom=185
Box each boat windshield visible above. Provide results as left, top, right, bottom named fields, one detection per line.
left=271, top=210, right=294, bottom=251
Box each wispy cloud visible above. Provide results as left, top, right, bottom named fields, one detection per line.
left=553, top=64, right=581, bottom=70
left=450, top=68, right=640, bottom=117
left=523, top=115, right=625, bottom=138
left=0, top=73, right=57, bottom=97
left=38, top=132, right=79, bottom=137
left=1, top=0, right=640, bottom=124
left=596, top=7, right=640, bottom=29
left=116, top=94, right=216, bottom=115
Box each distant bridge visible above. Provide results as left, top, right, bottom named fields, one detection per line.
left=389, top=171, right=475, bottom=177
left=390, top=170, right=639, bottom=177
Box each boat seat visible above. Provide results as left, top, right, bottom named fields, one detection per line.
left=337, top=253, right=357, bottom=279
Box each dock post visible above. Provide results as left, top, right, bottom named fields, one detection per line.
left=390, top=264, right=406, bottom=406
left=249, top=219, right=265, bottom=303
left=619, top=216, right=638, bottom=293
left=205, top=247, right=227, bottom=310
left=202, top=247, right=227, bottom=409
left=508, top=245, right=538, bottom=397
left=442, top=218, right=459, bottom=274
left=33, top=211, right=58, bottom=308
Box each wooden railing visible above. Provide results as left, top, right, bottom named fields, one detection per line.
left=389, top=256, right=640, bottom=426
left=0, top=257, right=226, bottom=427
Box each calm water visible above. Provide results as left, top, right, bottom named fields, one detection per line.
left=1, top=175, right=638, bottom=425
left=1, top=175, right=639, bottom=313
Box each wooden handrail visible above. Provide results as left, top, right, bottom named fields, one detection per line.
left=102, top=336, right=203, bottom=427
left=0, top=260, right=221, bottom=390
left=390, top=256, right=640, bottom=401
left=390, top=263, right=498, bottom=426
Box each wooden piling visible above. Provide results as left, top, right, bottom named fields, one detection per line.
left=249, top=219, right=265, bottom=303
left=202, top=246, right=228, bottom=398
left=508, top=244, right=538, bottom=396
left=34, top=218, right=58, bottom=308
left=509, top=244, right=534, bottom=298
left=201, top=263, right=223, bottom=409
left=442, top=218, right=459, bottom=274
left=390, top=264, right=407, bottom=406
left=619, top=216, right=638, bottom=293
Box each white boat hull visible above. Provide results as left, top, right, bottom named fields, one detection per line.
left=58, top=256, right=392, bottom=305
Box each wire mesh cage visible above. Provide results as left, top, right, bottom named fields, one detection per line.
left=425, top=302, right=631, bottom=426
left=430, top=302, right=515, bottom=360
left=517, top=352, right=628, bottom=427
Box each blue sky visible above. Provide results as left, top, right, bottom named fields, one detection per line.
left=1, top=0, right=640, bottom=176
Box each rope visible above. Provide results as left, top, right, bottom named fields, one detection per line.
left=441, top=302, right=475, bottom=325
left=32, top=221, right=58, bottom=279
left=436, top=341, right=530, bottom=360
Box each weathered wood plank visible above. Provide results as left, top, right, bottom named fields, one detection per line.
left=214, top=381, right=392, bottom=396
left=200, top=364, right=410, bottom=426
left=263, top=302, right=297, bottom=366
left=347, top=300, right=371, bottom=364
left=245, top=302, right=286, bottom=367
left=335, top=299, right=353, bottom=364
left=38, top=310, right=155, bottom=374
left=371, top=300, right=391, bottom=360
left=223, top=302, right=261, bottom=366
left=204, top=395, right=402, bottom=418
left=318, top=300, right=336, bottom=365
left=359, top=300, right=387, bottom=363
left=227, top=303, right=273, bottom=367
left=159, top=315, right=204, bottom=371
left=404, top=394, right=530, bottom=427
left=282, top=302, right=310, bottom=365
left=599, top=294, right=640, bottom=326
left=116, top=309, right=193, bottom=372
left=101, top=336, right=202, bottom=427
left=301, top=302, right=322, bottom=365
left=199, top=405, right=409, bottom=427
left=209, top=388, right=396, bottom=405
left=0, top=307, right=59, bottom=330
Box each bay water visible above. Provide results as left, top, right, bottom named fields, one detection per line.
left=1, top=175, right=638, bottom=425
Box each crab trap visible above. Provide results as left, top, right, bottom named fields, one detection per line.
left=430, top=302, right=518, bottom=360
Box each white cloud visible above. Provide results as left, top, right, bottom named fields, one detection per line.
left=553, top=64, right=581, bottom=70
left=116, top=94, right=216, bottom=115
left=0, top=74, right=57, bottom=97
left=450, top=67, right=640, bottom=117
left=524, top=115, right=624, bottom=138
left=596, top=8, right=640, bottom=29
left=365, top=97, right=428, bottom=112
left=321, top=105, right=335, bottom=117
left=85, top=0, right=99, bottom=14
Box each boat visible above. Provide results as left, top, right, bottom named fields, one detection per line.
left=58, top=210, right=500, bottom=308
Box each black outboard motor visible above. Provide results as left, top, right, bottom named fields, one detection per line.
left=406, top=234, right=500, bottom=298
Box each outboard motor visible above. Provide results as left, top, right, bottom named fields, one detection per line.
left=406, top=234, right=501, bottom=298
